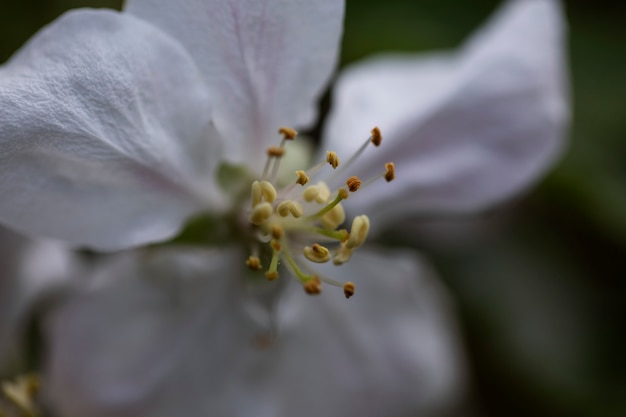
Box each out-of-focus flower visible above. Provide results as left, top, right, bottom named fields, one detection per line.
left=0, top=0, right=568, bottom=416
left=0, top=227, right=74, bottom=373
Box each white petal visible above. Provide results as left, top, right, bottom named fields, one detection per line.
left=0, top=227, right=75, bottom=369
left=45, top=247, right=466, bottom=417
left=323, top=0, right=569, bottom=232
left=125, top=0, right=344, bottom=170
left=0, top=10, right=222, bottom=251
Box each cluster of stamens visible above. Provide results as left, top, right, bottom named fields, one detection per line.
left=246, top=126, right=394, bottom=298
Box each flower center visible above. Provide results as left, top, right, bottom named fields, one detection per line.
left=244, top=126, right=394, bottom=298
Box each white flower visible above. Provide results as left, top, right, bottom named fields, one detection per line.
left=0, top=227, right=74, bottom=372
left=0, top=0, right=568, bottom=416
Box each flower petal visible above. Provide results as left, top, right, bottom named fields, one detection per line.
left=0, top=227, right=75, bottom=369
left=45, top=247, right=466, bottom=417
left=125, top=0, right=344, bottom=170
left=0, top=10, right=221, bottom=251
left=323, top=0, right=569, bottom=232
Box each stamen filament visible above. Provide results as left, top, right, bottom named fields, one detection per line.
left=306, top=188, right=348, bottom=220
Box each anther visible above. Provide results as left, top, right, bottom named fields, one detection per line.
left=346, top=215, right=370, bottom=249
left=267, top=146, right=285, bottom=157
left=384, top=162, right=395, bottom=182
left=320, top=203, right=345, bottom=230
left=333, top=242, right=352, bottom=265
left=303, top=182, right=331, bottom=204
left=278, top=126, right=298, bottom=140
left=265, top=271, right=279, bottom=281
left=303, top=243, right=331, bottom=263
left=326, top=151, right=340, bottom=169
left=250, top=202, right=273, bottom=226
left=346, top=176, right=362, bottom=192
left=245, top=256, right=262, bottom=271
left=271, top=224, right=283, bottom=240
left=277, top=200, right=303, bottom=218
left=304, top=277, right=322, bottom=295
left=343, top=282, right=355, bottom=299
left=295, top=170, right=309, bottom=186
left=371, top=126, right=382, bottom=147
left=338, top=187, right=349, bottom=200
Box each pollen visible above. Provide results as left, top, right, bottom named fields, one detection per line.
left=278, top=126, right=298, bottom=140
left=371, top=126, right=382, bottom=147
left=384, top=162, right=395, bottom=182
left=246, top=126, right=395, bottom=299
left=267, top=146, right=285, bottom=157
left=304, top=243, right=331, bottom=263
left=326, top=151, right=340, bottom=169
left=295, top=170, right=309, bottom=185
left=343, top=282, right=355, bottom=299
left=304, top=277, right=322, bottom=295
left=245, top=256, right=262, bottom=271
left=346, top=176, right=362, bottom=192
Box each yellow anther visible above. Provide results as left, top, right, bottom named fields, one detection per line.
left=250, top=202, right=273, bottom=226
left=333, top=242, right=353, bottom=265
left=265, top=271, right=279, bottom=281
left=302, top=182, right=331, bottom=204
left=326, top=151, right=340, bottom=169
left=251, top=180, right=277, bottom=206
left=271, top=240, right=281, bottom=252
left=267, top=146, right=285, bottom=157
left=277, top=200, right=303, bottom=218
left=245, top=256, right=262, bottom=271
left=320, top=203, right=345, bottom=230
left=295, top=170, right=309, bottom=186
left=304, top=277, right=322, bottom=295
left=346, top=176, right=362, bottom=192
left=271, top=224, right=283, bottom=240
left=346, top=215, right=370, bottom=249
left=371, top=126, right=382, bottom=147
left=303, top=243, right=331, bottom=263
left=343, top=282, right=355, bottom=299
left=384, top=162, right=395, bottom=182
left=278, top=126, right=298, bottom=140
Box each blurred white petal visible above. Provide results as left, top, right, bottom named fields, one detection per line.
left=0, top=9, right=222, bottom=251
left=323, top=0, right=569, bottom=232
left=0, top=227, right=75, bottom=369
left=46, top=247, right=466, bottom=417
left=125, top=0, right=344, bottom=170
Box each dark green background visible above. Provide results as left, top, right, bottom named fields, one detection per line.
left=1, top=1, right=624, bottom=416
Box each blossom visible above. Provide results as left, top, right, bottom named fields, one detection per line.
left=0, top=0, right=568, bottom=416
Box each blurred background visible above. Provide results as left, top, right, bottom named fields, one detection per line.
left=1, top=1, right=624, bottom=416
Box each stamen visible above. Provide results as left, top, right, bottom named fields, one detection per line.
left=346, top=175, right=362, bottom=192
left=346, top=215, right=370, bottom=249
left=333, top=242, right=352, bottom=265
left=326, top=151, right=340, bottom=169
left=250, top=202, right=273, bottom=226
left=303, top=243, right=331, bottom=263
left=267, top=146, right=285, bottom=157
left=278, top=126, right=298, bottom=140
left=320, top=203, right=345, bottom=230
left=302, top=182, right=331, bottom=204
left=370, top=127, right=382, bottom=147
left=343, top=281, right=355, bottom=299
left=265, top=239, right=281, bottom=281
left=277, top=200, right=304, bottom=218
left=295, top=170, right=309, bottom=186
left=251, top=180, right=277, bottom=207
left=307, top=188, right=348, bottom=220
left=245, top=256, right=262, bottom=271
left=304, top=277, right=322, bottom=295
left=271, top=224, right=283, bottom=240
left=384, top=162, right=395, bottom=182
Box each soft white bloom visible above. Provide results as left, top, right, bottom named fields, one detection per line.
left=0, top=0, right=568, bottom=416
left=0, top=227, right=74, bottom=372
